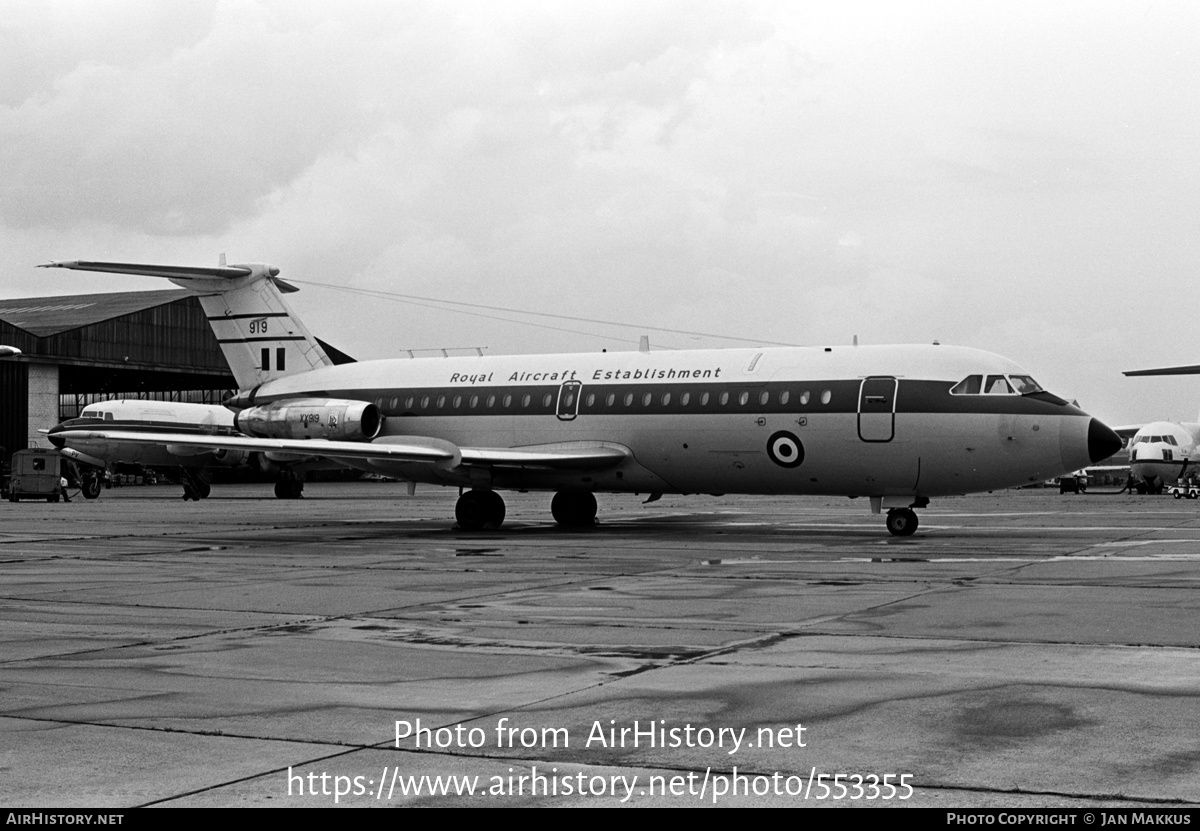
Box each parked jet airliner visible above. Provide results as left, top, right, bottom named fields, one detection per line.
left=42, top=259, right=1122, bottom=536
left=1119, top=364, right=1200, bottom=493
left=1119, top=421, right=1198, bottom=494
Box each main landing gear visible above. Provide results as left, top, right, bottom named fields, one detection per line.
left=453, top=489, right=600, bottom=531
left=551, top=490, right=597, bottom=528
left=181, top=470, right=211, bottom=501
left=274, top=479, right=304, bottom=499
left=455, top=489, right=506, bottom=531
left=886, top=508, right=918, bottom=537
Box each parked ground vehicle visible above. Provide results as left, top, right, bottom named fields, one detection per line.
left=7, top=449, right=66, bottom=502
left=1167, top=483, right=1200, bottom=499
left=1058, top=470, right=1089, bottom=494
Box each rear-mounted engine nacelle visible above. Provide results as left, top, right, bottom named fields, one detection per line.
left=212, top=448, right=252, bottom=467
left=235, top=398, right=382, bottom=442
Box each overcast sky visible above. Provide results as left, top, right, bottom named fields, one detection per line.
left=1, top=0, right=1196, bottom=424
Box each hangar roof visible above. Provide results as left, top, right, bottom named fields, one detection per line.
left=0, top=289, right=192, bottom=337
left=0, top=289, right=354, bottom=366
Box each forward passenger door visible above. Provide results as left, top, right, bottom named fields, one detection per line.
left=858, top=376, right=897, bottom=442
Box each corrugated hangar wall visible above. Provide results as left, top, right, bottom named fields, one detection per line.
left=0, top=290, right=235, bottom=456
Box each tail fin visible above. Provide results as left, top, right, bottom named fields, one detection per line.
left=39, top=259, right=332, bottom=389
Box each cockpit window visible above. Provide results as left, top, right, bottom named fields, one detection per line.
left=1008, top=375, right=1043, bottom=394
left=985, top=375, right=1013, bottom=394
left=951, top=373, right=1043, bottom=396
left=104, top=412, right=114, bottom=421
left=950, top=375, right=982, bottom=395
left=1133, top=434, right=1179, bottom=446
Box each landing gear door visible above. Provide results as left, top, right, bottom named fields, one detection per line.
left=557, top=380, right=582, bottom=421
left=858, top=376, right=897, bottom=442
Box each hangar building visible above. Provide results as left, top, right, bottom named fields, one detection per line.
left=1, top=289, right=350, bottom=455
left=0, top=290, right=237, bottom=454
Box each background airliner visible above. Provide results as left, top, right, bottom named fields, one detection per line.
left=50, top=399, right=249, bottom=500
left=49, top=399, right=347, bottom=500
left=1120, top=363, right=1200, bottom=493
left=43, top=259, right=1122, bottom=536
left=1117, top=421, right=1197, bottom=494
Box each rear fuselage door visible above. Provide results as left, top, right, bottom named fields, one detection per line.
left=557, top=380, right=582, bottom=421
left=858, top=376, right=897, bottom=442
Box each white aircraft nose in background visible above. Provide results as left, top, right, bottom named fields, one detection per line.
left=1125, top=421, right=1198, bottom=494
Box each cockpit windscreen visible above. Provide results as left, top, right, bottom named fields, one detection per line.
left=950, top=374, right=1044, bottom=396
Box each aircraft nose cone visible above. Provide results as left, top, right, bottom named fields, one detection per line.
left=1088, top=418, right=1122, bottom=464
left=46, top=426, right=65, bottom=449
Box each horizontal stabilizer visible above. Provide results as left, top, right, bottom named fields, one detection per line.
left=1123, top=364, right=1200, bottom=377
left=39, top=260, right=267, bottom=281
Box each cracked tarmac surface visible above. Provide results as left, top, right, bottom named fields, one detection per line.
left=2, top=484, right=1198, bottom=807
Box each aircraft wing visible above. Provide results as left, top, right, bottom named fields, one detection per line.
left=460, top=443, right=628, bottom=470
left=52, top=430, right=460, bottom=466
left=1112, top=424, right=1143, bottom=439
left=1124, top=364, right=1200, bottom=377
left=51, top=430, right=629, bottom=471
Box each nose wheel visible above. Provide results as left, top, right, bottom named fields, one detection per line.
left=81, top=473, right=102, bottom=500
left=886, top=508, right=919, bottom=537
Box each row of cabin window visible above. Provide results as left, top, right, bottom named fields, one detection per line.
left=374, top=387, right=836, bottom=414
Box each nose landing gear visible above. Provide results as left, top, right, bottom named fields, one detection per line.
left=886, top=507, right=919, bottom=537
left=80, top=472, right=103, bottom=500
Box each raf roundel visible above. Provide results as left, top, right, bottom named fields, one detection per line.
left=767, top=431, right=804, bottom=468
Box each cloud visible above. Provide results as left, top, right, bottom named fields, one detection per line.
left=0, top=2, right=392, bottom=234
left=5, top=1, right=1200, bottom=421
